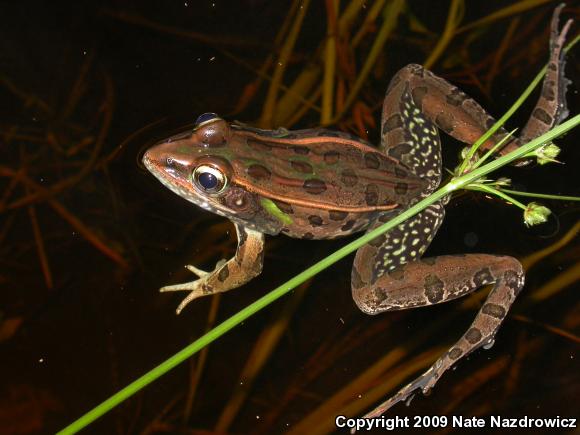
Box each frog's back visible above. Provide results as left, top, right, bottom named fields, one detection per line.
left=228, top=125, right=427, bottom=212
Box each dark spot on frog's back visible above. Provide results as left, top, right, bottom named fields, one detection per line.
left=448, top=347, right=463, bottom=360
left=341, top=220, right=356, bottom=231
left=364, top=152, right=381, bottom=169
left=394, top=166, right=407, bottom=179
left=365, top=184, right=379, bottom=206
left=482, top=303, right=506, bottom=319
left=323, top=151, right=340, bottom=164
left=424, top=274, right=444, bottom=303
left=532, top=107, right=553, bottom=125
left=395, top=182, right=408, bottom=195
left=247, top=164, right=271, bottom=180
left=293, top=145, right=310, bottom=155
left=341, top=169, right=358, bottom=187
left=303, top=178, right=327, bottom=194
left=290, top=160, right=313, bottom=174
left=308, top=215, right=323, bottom=226
left=329, top=210, right=348, bottom=221
left=465, top=327, right=482, bottom=344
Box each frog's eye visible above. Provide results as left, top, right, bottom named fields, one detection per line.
left=192, top=164, right=228, bottom=194
left=194, top=112, right=220, bottom=129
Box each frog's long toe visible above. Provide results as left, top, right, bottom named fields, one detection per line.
left=362, top=365, right=443, bottom=421
left=185, top=259, right=227, bottom=278
left=175, top=290, right=206, bottom=314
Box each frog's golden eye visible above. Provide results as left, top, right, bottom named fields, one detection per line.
left=192, top=164, right=228, bottom=194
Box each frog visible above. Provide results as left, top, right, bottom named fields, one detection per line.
left=143, top=6, right=572, bottom=417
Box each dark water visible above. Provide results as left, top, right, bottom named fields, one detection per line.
left=1, top=1, right=578, bottom=434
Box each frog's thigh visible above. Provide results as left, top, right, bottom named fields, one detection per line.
left=353, top=253, right=524, bottom=318
left=381, top=8, right=571, bottom=165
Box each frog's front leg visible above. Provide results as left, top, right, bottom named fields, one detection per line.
left=351, top=204, right=524, bottom=417
left=161, top=222, right=265, bottom=314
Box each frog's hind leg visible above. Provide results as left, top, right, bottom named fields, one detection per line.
left=352, top=208, right=524, bottom=416
left=380, top=5, right=572, bottom=168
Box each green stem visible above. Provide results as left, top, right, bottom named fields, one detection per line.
left=500, top=189, right=580, bottom=202
left=468, top=183, right=526, bottom=209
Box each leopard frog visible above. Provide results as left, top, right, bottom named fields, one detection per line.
left=143, top=7, right=572, bottom=417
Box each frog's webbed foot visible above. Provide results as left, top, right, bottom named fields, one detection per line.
left=160, top=225, right=265, bottom=314
left=350, top=364, right=448, bottom=434
left=160, top=259, right=228, bottom=291
left=361, top=367, right=437, bottom=421
left=160, top=259, right=228, bottom=314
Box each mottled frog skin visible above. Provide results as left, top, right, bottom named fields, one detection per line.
left=143, top=7, right=572, bottom=417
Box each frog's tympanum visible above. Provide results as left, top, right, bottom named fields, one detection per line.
left=144, top=7, right=572, bottom=417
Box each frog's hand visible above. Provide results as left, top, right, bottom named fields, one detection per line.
left=160, top=223, right=265, bottom=314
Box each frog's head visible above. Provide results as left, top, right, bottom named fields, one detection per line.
left=143, top=113, right=281, bottom=233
